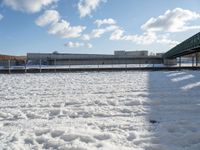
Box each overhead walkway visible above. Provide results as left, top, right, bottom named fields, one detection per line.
left=164, top=32, right=200, bottom=59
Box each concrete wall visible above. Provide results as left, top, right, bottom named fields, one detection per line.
left=163, top=59, right=177, bottom=66
left=48, top=58, right=162, bottom=65
left=27, top=53, right=114, bottom=60
left=114, top=51, right=148, bottom=56
left=114, top=51, right=126, bottom=56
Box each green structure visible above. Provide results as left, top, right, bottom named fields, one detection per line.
left=164, top=32, right=200, bottom=59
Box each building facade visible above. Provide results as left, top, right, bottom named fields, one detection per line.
left=27, top=51, right=162, bottom=66
left=114, top=50, right=148, bottom=57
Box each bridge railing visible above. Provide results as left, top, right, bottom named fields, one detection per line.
left=164, top=32, right=200, bottom=59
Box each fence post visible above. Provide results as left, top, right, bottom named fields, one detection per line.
left=39, top=59, right=42, bottom=73
left=192, top=56, right=194, bottom=67
left=54, top=59, right=57, bottom=73
left=69, top=59, right=71, bottom=72
left=25, top=59, right=27, bottom=73
left=179, top=57, right=181, bottom=68
left=196, top=53, right=198, bottom=67
left=8, top=59, right=11, bottom=74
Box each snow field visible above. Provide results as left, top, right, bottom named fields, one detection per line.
left=0, top=71, right=200, bottom=149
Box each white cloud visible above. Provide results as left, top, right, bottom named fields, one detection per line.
left=36, top=10, right=86, bottom=39
left=94, top=18, right=116, bottom=27
left=109, top=8, right=200, bottom=46
left=0, top=14, right=3, bottom=21
left=35, top=10, right=60, bottom=26
left=142, top=8, right=200, bottom=33
left=78, top=0, right=103, bottom=17
left=80, top=8, right=185, bottom=47
left=110, top=29, right=124, bottom=40
left=82, top=25, right=119, bottom=40
left=90, top=29, right=105, bottom=38
left=110, top=29, right=179, bottom=46
left=48, top=20, right=86, bottom=38
left=123, top=32, right=157, bottom=45
left=156, top=35, right=179, bottom=47
left=65, top=42, right=92, bottom=48
left=90, top=27, right=115, bottom=38
left=86, top=43, right=93, bottom=48
left=2, top=0, right=58, bottom=13
left=110, top=30, right=158, bottom=45
left=82, top=34, right=91, bottom=41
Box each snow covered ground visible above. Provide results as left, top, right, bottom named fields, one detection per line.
left=0, top=71, right=200, bottom=150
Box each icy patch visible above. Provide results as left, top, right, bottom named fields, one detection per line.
left=167, top=71, right=186, bottom=77
left=171, top=74, right=194, bottom=82
left=181, top=81, right=200, bottom=91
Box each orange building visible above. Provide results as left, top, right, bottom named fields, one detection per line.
left=0, top=54, right=26, bottom=61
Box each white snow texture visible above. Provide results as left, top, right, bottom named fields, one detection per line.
left=0, top=71, right=200, bottom=150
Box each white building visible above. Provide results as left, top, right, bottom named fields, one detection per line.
left=114, top=50, right=148, bottom=56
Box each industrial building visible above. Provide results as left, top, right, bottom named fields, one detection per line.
left=114, top=50, right=148, bottom=56
left=27, top=51, right=162, bottom=66
left=0, top=54, right=26, bottom=67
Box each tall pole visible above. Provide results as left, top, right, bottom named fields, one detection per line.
left=179, top=57, right=181, bottom=68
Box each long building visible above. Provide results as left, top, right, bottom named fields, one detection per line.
left=114, top=50, right=148, bottom=56
left=27, top=51, right=162, bottom=65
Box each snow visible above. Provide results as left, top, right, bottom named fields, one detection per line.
left=0, top=71, right=200, bottom=150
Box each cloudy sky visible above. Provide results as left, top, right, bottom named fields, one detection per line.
left=0, top=0, right=200, bottom=55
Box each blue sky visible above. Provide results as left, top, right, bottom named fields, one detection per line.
left=0, top=0, right=200, bottom=55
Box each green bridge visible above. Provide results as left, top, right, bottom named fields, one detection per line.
left=164, top=32, right=200, bottom=59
